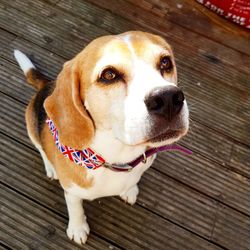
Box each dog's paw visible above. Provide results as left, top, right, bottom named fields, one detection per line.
left=120, top=185, right=139, bottom=205
left=45, top=165, right=58, bottom=180
left=66, top=221, right=90, bottom=245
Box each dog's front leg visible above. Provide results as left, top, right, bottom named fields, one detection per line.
left=64, top=191, right=90, bottom=245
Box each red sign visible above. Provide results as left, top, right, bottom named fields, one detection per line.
left=196, top=0, right=250, bottom=28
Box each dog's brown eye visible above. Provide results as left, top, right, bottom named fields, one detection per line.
left=159, top=56, right=173, bottom=73
left=100, top=68, right=118, bottom=82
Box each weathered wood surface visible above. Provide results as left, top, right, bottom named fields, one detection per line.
left=0, top=0, right=249, bottom=249
left=83, top=0, right=250, bottom=72
left=129, top=0, right=250, bottom=54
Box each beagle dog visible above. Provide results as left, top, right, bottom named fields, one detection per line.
left=14, top=31, right=189, bottom=245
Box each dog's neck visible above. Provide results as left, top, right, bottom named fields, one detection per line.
left=89, top=129, right=147, bottom=165
left=46, top=118, right=192, bottom=170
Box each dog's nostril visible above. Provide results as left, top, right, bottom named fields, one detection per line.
left=173, top=91, right=184, bottom=107
left=147, top=97, right=164, bottom=111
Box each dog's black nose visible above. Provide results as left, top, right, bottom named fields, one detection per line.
left=144, top=86, right=184, bottom=121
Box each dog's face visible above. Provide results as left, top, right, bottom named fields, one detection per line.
left=82, top=31, right=189, bottom=147
left=45, top=31, right=189, bottom=149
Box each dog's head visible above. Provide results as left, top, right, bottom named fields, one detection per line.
left=45, top=31, right=189, bottom=149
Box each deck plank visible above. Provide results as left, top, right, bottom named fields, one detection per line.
left=129, top=0, right=250, bottom=55
left=229, top=143, right=250, bottom=176
left=0, top=245, right=9, bottom=250
left=155, top=151, right=250, bottom=216
left=0, top=29, right=16, bottom=58
left=83, top=0, right=250, bottom=73
left=212, top=205, right=250, bottom=250
left=0, top=0, right=107, bottom=59
left=0, top=184, right=118, bottom=250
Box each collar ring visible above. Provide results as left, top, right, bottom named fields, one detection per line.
left=142, top=153, right=147, bottom=164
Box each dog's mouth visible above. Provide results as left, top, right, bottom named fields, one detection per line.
left=146, top=110, right=189, bottom=144
left=148, top=129, right=180, bottom=143
left=147, top=126, right=189, bottom=144
left=117, top=127, right=187, bottom=147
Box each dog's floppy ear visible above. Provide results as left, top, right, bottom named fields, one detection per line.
left=44, top=59, right=95, bottom=149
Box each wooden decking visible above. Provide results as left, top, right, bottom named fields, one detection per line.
left=0, top=0, right=249, bottom=249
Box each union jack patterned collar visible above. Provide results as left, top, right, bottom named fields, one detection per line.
left=46, top=118, right=192, bottom=172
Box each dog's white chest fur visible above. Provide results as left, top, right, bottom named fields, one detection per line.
left=66, top=156, right=155, bottom=200
left=64, top=129, right=155, bottom=200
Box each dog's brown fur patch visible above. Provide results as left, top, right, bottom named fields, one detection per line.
left=41, top=124, right=93, bottom=188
